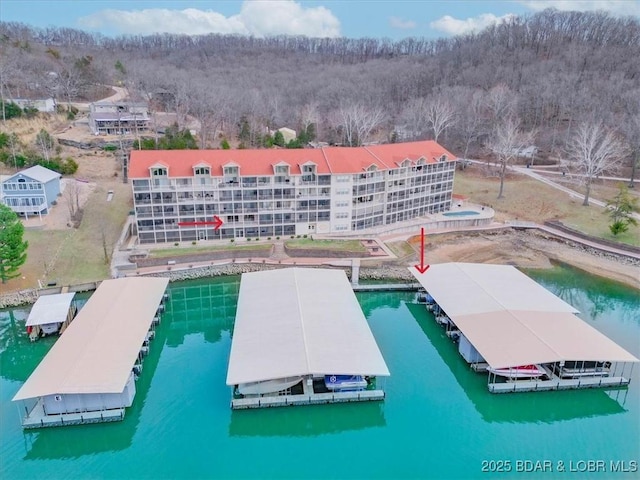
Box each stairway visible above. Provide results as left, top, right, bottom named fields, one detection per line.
left=270, top=241, right=290, bottom=261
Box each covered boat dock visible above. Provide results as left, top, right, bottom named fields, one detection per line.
left=226, top=268, right=390, bottom=409
left=13, top=277, right=169, bottom=428
left=25, top=292, right=77, bottom=341
left=411, top=263, right=638, bottom=393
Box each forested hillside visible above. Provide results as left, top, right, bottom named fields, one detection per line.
left=1, top=8, right=639, bottom=165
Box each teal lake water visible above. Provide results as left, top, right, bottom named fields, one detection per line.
left=1, top=265, right=639, bottom=479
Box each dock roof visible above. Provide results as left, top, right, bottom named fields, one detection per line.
left=13, top=277, right=169, bottom=401
left=25, top=292, right=76, bottom=327
left=226, top=268, right=390, bottom=385
left=411, top=263, right=638, bottom=368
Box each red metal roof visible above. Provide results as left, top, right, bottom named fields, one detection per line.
left=128, top=141, right=457, bottom=179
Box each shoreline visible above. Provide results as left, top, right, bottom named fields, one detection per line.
left=1, top=230, right=637, bottom=309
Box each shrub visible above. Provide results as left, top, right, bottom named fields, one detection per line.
left=192, top=241, right=196, bottom=245
left=267, top=237, right=271, bottom=240
left=1, top=101, right=22, bottom=120
left=290, top=235, right=295, bottom=239
left=103, top=144, right=118, bottom=152
left=255, top=238, right=259, bottom=241
left=51, top=200, right=57, bottom=206
left=220, top=138, right=230, bottom=149
left=297, top=235, right=301, bottom=238
left=230, top=238, right=235, bottom=243
left=276, top=236, right=280, bottom=240
left=174, top=242, right=179, bottom=246
left=23, top=106, right=39, bottom=118
left=247, top=238, right=251, bottom=241
left=303, top=234, right=308, bottom=238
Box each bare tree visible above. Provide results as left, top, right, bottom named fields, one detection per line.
left=565, top=121, right=628, bottom=206
left=65, top=180, right=82, bottom=226
left=453, top=88, right=485, bottom=161
left=35, top=129, right=54, bottom=161
left=335, top=103, right=386, bottom=146
left=486, top=116, right=535, bottom=199
left=425, top=95, right=456, bottom=143
left=299, top=101, right=320, bottom=136
left=619, top=93, right=640, bottom=189
left=485, top=84, right=517, bottom=123
left=400, top=97, right=429, bottom=139
left=189, top=82, right=230, bottom=149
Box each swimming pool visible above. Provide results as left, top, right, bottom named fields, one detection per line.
left=442, top=210, right=480, bottom=217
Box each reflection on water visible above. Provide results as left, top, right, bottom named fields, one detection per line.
left=229, top=401, right=386, bottom=437
left=525, top=263, right=640, bottom=324
left=164, top=279, right=238, bottom=346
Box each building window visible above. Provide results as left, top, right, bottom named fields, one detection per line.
left=151, top=168, right=167, bottom=177
left=223, top=166, right=239, bottom=176
left=194, top=167, right=210, bottom=176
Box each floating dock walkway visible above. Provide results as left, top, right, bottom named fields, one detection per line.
left=20, top=398, right=125, bottom=429
left=488, top=374, right=632, bottom=394
left=352, top=283, right=420, bottom=292
left=232, top=390, right=385, bottom=409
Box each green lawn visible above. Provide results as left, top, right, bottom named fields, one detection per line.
left=285, top=238, right=366, bottom=252
left=16, top=182, right=133, bottom=289
left=386, top=240, right=416, bottom=259
left=454, top=169, right=639, bottom=246
left=149, top=243, right=272, bottom=258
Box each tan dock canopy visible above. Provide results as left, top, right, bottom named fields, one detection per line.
left=25, top=292, right=76, bottom=327
left=13, top=277, right=169, bottom=401
left=411, top=263, right=638, bottom=368
left=226, top=268, right=390, bottom=385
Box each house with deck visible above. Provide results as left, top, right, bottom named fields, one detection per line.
left=1, top=165, right=61, bottom=219
left=89, top=101, right=150, bottom=135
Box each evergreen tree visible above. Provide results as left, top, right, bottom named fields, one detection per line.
left=606, top=184, right=639, bottom=236
left=273, top=130, right=285, bottom=147
left=0, top=204, right=29, bottom=283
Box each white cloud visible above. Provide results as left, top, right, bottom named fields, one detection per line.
left=517, top=1, right=640, bottom=16
left=78, top=0, right=341, bottom=37
left=389, top=16, right=417, bottom=30
left=429, top=13, right=515, bottom=36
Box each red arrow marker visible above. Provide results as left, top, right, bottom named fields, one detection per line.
left=178, top=215, right=224, bottom=230
left=414, top=227, right=430, bottom=274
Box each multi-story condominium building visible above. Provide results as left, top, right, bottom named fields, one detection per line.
left=1, top=165, right=61, bottom=219
left=129, top=141, right=457, bottom=244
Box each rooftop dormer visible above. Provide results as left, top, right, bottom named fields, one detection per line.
left=193, top=162, right=211, bottom=176
left=149, top=162, right=169, bottom=187
left=273, top=161, right=291, bottom=184
left=223, top=162, right=240, bottom=184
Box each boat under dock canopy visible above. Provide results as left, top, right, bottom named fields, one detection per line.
left=411, top=263, right=639, bottom=392
left=13, top=277, right=170, bottom=428
left=226, top=267, right=390, bottom=409
left=25, top=292, right=76, bottom=340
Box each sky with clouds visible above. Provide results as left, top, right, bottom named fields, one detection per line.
left=1, top=1, right=638, bottom=39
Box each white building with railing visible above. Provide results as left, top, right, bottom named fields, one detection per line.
left=128, top=141, right=457, bottom=244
